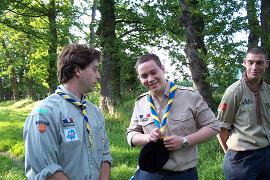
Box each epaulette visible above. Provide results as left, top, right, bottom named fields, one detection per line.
left=226, top=80, right=241, bottom=93
left=177, top=85, right=194, bottom=92
left=136, top=91, right=150, bottom=101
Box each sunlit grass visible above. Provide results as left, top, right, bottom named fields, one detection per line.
left=0, top=99, right=225, bottom=179
left=0, top=155, right=25, bottom=180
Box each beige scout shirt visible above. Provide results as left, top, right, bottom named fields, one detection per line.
left=127, top=82, right=219, bottom=171
left=217, top=79, right=270, bottom=151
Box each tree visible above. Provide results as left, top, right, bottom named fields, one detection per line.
left=261, top=0, right=270, bottom=83
left=247, top=0, right=260, bottom=47
left=179, top=0, right=215, bottom=109
left=98, top=0, right=121, bottom=113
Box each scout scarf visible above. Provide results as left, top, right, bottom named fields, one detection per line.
left=243, top=72, right=263, bottom=124
left=55, top=87, right=94, bottom=148
left=147, top=81, right=177, bottom=133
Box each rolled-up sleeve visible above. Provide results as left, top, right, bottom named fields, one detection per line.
left=23, top=105, right=63, bottom=180
left=194, top=93, right=220, bottom=132
left=99, top=110, right=112, bottom=165
left=127, top=101, right=144, bottom=147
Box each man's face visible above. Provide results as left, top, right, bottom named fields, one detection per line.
left=137, top=60, right=167, bottom=94
left=78, top=59, right=101, bottom=92
left=243, top=53, right=269, bottom=82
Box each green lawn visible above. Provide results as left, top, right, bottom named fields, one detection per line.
left=0, top=99, right=225, bottom=180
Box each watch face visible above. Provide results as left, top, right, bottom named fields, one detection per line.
left=183, top=137, right=189, bottom=148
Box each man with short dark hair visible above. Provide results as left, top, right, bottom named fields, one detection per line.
left=127, top=53, right=219, bottom=180
left=217, top=46, right=270, bottom=180
left=24, top=43, right=112, bottom=180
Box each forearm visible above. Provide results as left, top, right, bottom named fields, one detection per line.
left=131, top=133, right=150, bottom=146
left=99, top=161, right=111, bottom=180
left=217, top=128, right=229, bottom=153
left=187, top=126, right=219, bottom=146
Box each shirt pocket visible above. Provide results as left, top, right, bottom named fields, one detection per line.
left=168, top=112, right=196, bottom=136
left=238, top=104, right=256, bottom=125
left=141, top=118, right=156, bottom=134
left=93, top=126, right=105, bottom=152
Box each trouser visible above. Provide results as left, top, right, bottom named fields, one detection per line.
left=224, top=146, right=270, bottom=180
left=133, top=167, right=198, bottom=180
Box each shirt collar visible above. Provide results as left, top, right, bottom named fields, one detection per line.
left=58, top=84, right=85, bottom=102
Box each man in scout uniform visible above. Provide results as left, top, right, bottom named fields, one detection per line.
left=217, top=46, right=270, bottom=180
left=24, top=43, right=112, bottom=180
left=127, top=53, right=220, bottom=180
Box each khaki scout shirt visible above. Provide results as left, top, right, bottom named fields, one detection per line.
left=217, top=79, right=270, bottom=151
left=127, top=82, right=219, bottom=171
left=24, top=85, right=112, bottom=180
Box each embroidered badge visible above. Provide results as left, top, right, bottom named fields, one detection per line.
left=139, top=114, right=150, bottom=122
left=219, top=103, right=228, bottom=111
left=242, top=98, right=253, bottom=105
left=62, top=118, right=75, bottom=127
left=35, top=121, right=50, bottom=133
left=36, top=108, right=48, bottom=115
left=64, top=128, right=79, bottom=142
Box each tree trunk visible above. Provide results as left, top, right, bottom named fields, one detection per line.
left=1, top=39, right=19, bottom=100
left=261, top=0, right=270, bottom=83
left=99, top=0, right=121, bottom=113
left=47, top=0, right=58, bottom=94
left=247, top=0, right=260, bottom=48
left=89, top=0, right=97, bottom=48
left=0, top=76, right=3, bottom=101
left=179, top=0, right=215, bottom=110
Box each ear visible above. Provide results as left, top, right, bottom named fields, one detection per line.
left=242, top=59, right=246, bottom=67
left=266, top=60, right=270, bottom=68
left=74, top=67, right=80, bottom=77
left=161, top=65, right=165, bottom=73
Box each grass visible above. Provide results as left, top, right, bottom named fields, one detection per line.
left=0, top=98, right=225, bottom=180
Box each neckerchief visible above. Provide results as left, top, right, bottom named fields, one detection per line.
left=242, top=72, right=263, bottom=124
left=147, top=81, right=177, bottom=133
left=55, top=86, right=94, bottom=149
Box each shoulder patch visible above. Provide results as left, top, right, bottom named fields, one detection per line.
left=136, top=92, right=150, bottom=101
left=36, top=108, right=49, bottom=115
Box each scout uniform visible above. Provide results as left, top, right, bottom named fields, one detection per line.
left=24, top=85, right=112, bottom=180
left=218, top=78, right=270, bottom=151
left=127, top=81, right=220, bottom=172
left=218, top=77, right=270, bottom=180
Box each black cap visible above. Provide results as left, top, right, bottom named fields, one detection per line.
left=138, top=139, right=169, bottom=173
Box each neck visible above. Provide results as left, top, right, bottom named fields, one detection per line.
left=152, top=85, right=166, bottom=102
left=63, top=82, right=83, bottom=99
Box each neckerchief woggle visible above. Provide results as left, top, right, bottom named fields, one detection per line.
left=147, top=81, right=177, bottom=134
left=55, top=86, right=94, bottom=149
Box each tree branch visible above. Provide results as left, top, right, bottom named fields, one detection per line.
left=115, top=19, right=142, bottom=24
left=0, top=21, right=45, bottom=40
left=118, top=27, right=154, bottom=38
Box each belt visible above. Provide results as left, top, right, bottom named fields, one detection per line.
left=157, top=169, right=178, bottom=175
left=157, top=167, right=195, bottom=175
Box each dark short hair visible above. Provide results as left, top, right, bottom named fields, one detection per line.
left=136, top=54, right=162, bottom=72
left=246, top=46, right=268, bottom=60
left=57, top=43, right=101, bottom=83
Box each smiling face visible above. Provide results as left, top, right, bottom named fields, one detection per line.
left=243, top=53, right=269, bottom=85
left=137, top=59, right=167, bottom=97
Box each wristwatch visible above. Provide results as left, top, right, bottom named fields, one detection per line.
left=182, top=136, right=190, bottom=148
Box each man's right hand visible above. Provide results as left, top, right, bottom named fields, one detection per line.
left=46, top=171, right=70, bottom=180
left=148, top=128, right=161, bottom=143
